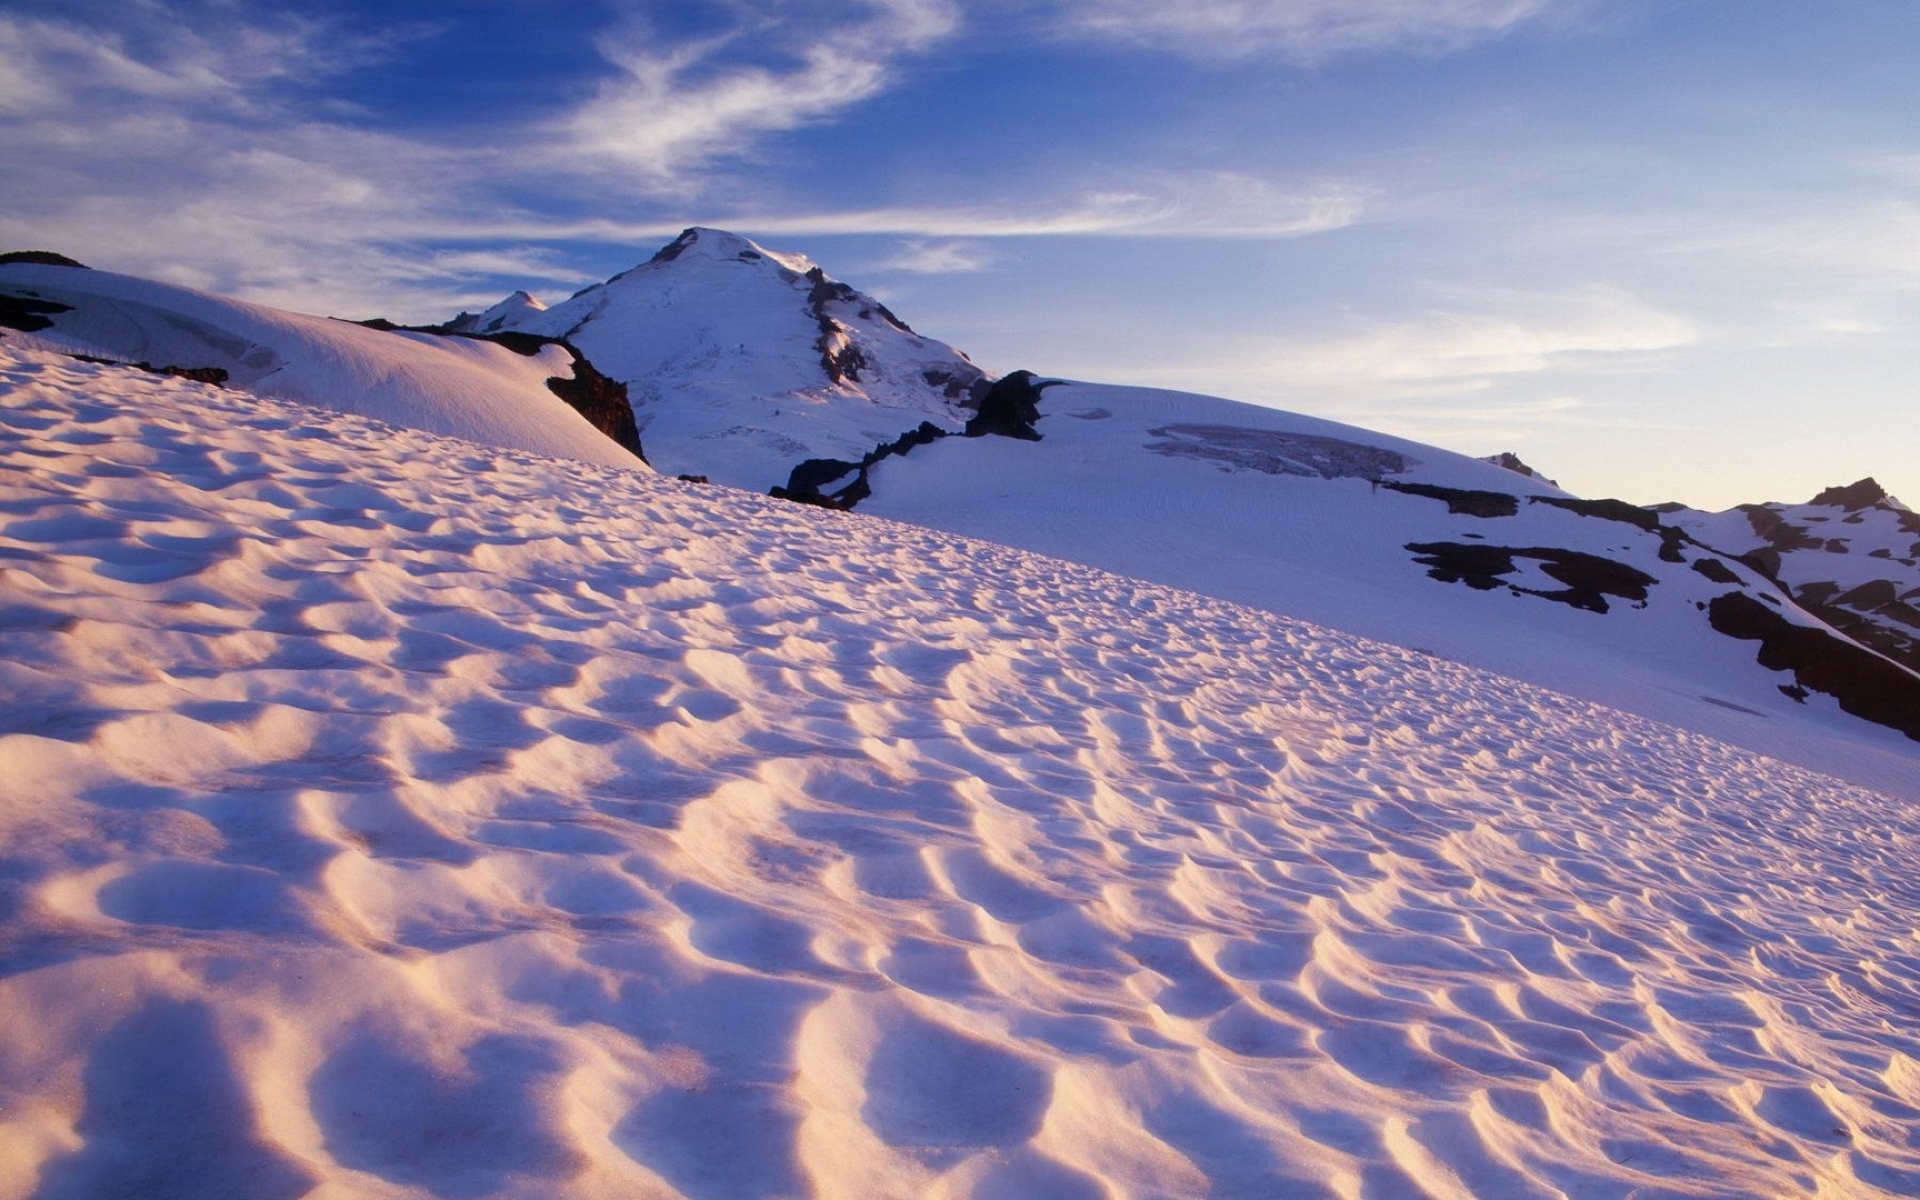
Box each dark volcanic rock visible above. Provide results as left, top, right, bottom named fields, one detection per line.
left=538, top=344, right=646, bottom=464
left=805, top=267, right=871, bottom=385
left=1480, top=451, right=1559, bottom=487
left=1708, top=591, right=1920, bottom=741
left=1382, top=482, right=1518, bottom=518
left=1690, top=557, right=1744, bottom=585
left=0, top=250, right=88, bottom=268
left=1407, top=542, right=1657, bottom=614
left=1530, top=495, right=1661, bottom=532
left=648, top=229, right=699, bottom=265
left=771, top=421, right=952, bottom=510
left=0, top=292, right=73, bottom=333
left=1809, top=478, right=1888, bottom=511
left=966, top=370, right=1060, bottom=441
left=347, top=321, right=646, bottom=464
left=63, top=354, right=227, bottom=386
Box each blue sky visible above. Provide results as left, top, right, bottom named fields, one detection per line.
left=3, top=1, right=1918, bottom=509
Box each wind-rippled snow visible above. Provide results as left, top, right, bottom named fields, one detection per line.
left=3, top=349, right=1920, bottom=1198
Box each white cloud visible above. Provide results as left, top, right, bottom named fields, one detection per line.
left=1044, top=0, right=1584, bottom=62
left=876, top=240, right=1002, bottom=273
left=555, top=0, right=958, bottom=181
left=1043, top=286, right=1701, bottom=401
left=532, top=173, right=1367, bottom=241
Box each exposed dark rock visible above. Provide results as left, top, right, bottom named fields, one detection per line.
left=771, top=421, right=953, bottom=510
left=1382, top=482, right=1518, bottom=518
left=538, top=344, right=646, bottom=464
left=863, top=300, right=914, bottom=335
left=805, top=267, right=871, bottom=385
left=1480, top=451, right=1558, bottom=487
left=0, top=292, right=73, bottom=333
left=649, top=229, right=699, bottom=264
left=1690, top=557, right=1744, bottom=585
left=1530, top=495, right=1661, bottom=532
left=1406, top=542, right=1657, bottom=614
left=676, top=474, right=709, bottom=484
left=966, top=370, right=1060, bottom=441
left=1740, top=504, right=1823, bottom=552
left=1809, top=478, right=1888, bottom=511
left=921, top=368, right=978, bottom=400
left=1526, top=493, right=1699, bottom=564
left=346, top=320, right=646, bottom=463
left=0, top=250, right=88, bottom=269
left=1707, top=591, right=1920, bottom=741
left=64, top=354, right=228, bottom=386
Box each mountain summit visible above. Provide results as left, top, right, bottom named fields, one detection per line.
left=465, top=227, right=987, bottom=488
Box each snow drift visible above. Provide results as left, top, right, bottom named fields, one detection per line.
left=0, top=259, right=648, bottom=472
left=4, top=348, right=1920, bottom=1198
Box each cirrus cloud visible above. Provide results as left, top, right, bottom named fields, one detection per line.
left=1043, top=0, right=1587, bottom=62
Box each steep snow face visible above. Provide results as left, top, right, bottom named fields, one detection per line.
left=0, top=263, right=646, bottom=471
left=447, top=290, right=548, bottom=334
left=6, top=349, right=1920, bottom=1198
left=859, top=381, right=1920, bottom=786
left=1664, top=481, right=1920, bottom=675
left=480, top=228, right=987, bottom=489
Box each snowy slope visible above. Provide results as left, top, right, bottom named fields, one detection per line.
left=448, top=228, right=1920, bottom=765
left=1663, top=480, right=1920, bottom=676
left=0, top=260, right=647, bottom=471
left=477, top=228, right=986, bottom=489
left=6, top=347, right=1920, bottom=1198
left=858, top=380, right=1920, bottom=791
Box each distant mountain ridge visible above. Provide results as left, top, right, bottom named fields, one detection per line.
left=1660, top=479, right=1920, bottom=677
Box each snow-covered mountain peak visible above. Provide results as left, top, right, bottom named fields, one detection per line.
left=646, top=225, right=818, bottom=275
left=474, top=228, right=989, bottom=489
left=446, top=289, right=547, bottom=334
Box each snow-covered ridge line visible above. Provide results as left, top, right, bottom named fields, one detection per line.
left=1662, top=478, right=1920, bottom=680
left=0, top=259, right=649, bottom=471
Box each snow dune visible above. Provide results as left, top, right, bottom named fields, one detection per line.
left=4, top=348, right=1920, bottom=1198
left=0, top=263, right=647, bottom=472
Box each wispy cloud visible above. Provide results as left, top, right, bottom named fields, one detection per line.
left=1037, top=286, right=1701, bottom=401
left=532, top=173, right=1368, bottom=241
left=875, top=240, right=1002, bottom=273
left=1043, top=0, right=1585, bottom=62
left=555, top=0, right=958, bottom=182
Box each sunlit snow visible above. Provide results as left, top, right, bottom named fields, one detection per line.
left=4, top=348, right=1920, bottom=1198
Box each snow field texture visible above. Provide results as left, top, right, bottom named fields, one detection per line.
left=2, top=349, right=1920, bottom=1198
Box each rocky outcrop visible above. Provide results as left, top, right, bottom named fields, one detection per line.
left=0, top=251, right=88, bottom=268
left=0, top=293, right=73, bottom=334
left=966, top=370, right=1059, bottom=441
left=65, top=354, right=229, bottom=387
left=1810, top=477, right=1889, bottom=511
left=473, top=332, right=646, bottom=464
left=354, top=318, right=645, bottom=463
left=771, top=421, right=950, bottom=509
left=1530, top=496, right=1690, bottom=562
left=1708, top=591, right=1920, bottom=741
left=1381, top=482, right=1518, bottom=518
left=1406, top=542, right=1658, bottom=614
left=1480, top=451, right=1559, bottom=487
